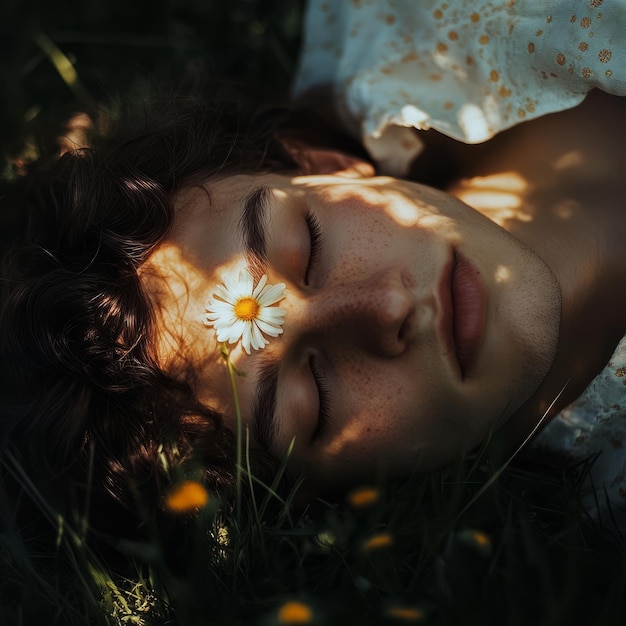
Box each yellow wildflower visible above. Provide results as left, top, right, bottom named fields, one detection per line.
left=457, top=528, right=492, bottom=556
left=165, top=480, right=209, bottom=512
left=347, top=486, right=379, bottom=508
left=470, top=530, right=491, bottom=548
left=386, top=606, right=425, bottom=621
left=277, top=600, right=313, bottom=624
left=362, top=532, right=394, bottom=551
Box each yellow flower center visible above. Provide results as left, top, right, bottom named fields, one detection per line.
left=234, top=296, right=260, bottom=321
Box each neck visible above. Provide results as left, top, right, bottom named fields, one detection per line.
left=503, top=184, right=626, bottom=445
left=447, top=92, right=626, bottom=449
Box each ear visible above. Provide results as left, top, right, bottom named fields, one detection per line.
left=282, top=139, right=376, bottom=178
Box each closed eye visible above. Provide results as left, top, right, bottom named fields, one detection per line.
left=310, top=355, right=331, bottom=441
left=305, top=210, right=323, bottom=286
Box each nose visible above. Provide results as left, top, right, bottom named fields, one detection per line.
left=294, top=270, right=415, bottom=357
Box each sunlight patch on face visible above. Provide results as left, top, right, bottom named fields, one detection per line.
left=494, top=264, right=512, bottom=283
left=290, top=174, right=397, bottom=188
left=417, top=213, right=456, bottom=231
left=272, top=188, right=288, bottom=200
left=141, top=243, right=210, bottom=319
left=213, top=257, right=253, bottom=282
left=291, top=176, right=415, bottom=222
left=320, top=414, right=384, bottom=471
left=383, top=192, right=421, bottom=226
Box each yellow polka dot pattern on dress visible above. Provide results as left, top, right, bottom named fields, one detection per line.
left=294, top=0, right=626, bottom=175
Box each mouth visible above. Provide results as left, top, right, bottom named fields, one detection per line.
left=438, top=251, right=487, bottom=379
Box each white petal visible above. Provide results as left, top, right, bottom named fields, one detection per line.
left=249, top=323, right=266, bottom=350
left=211, top=313, right=238, bottom=327
left=259, top=307, right=286, bottom=323
left=224, top=275, right=244, bottom=298
left=213, top=283, right=237, bottom=304
left=252, top=274, right=268, bottom=298
left=215, top=327, right=235, bottom=342
left=241, top=268, right=254, bottom=282
left=206, top=302, right=234, bottom=316
left=208, top=297, right=234, bottom=309
left=258, top=283, right=287, bottom=306
left=241, top=324, right=253, bottom=354
left=227, top=319, right=246, bottom=340
left=214, top=320, right=237, bottom=339
left=255, top=318, right=283, bottom=336
left=238, top=270, right=254, bottom=295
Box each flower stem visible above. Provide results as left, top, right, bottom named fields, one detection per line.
left=221, top=344, right=243, bottom=529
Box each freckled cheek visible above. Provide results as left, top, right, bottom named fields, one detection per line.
left=327, top=364, right=421, bottom=459
left=330, top=254, right=376, bottom=285
left=312, top=370, right=477, bottom=478
left=330, top=220, right=393, bottom=256
left=328, top=225, right=409, bottom=278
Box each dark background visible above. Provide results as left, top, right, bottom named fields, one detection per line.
left=1, top=0, right=303, bottom=168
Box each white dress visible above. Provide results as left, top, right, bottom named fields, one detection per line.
left=294, top=0, right=626, bottom=174
left=532, top=338, right=626, bottom=533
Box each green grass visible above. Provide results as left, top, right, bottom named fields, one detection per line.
left=2, top=2, right=626, bottom=624
left=3, top=439, right=625, bottom=625
left=1, top=0, right=302, bottom=168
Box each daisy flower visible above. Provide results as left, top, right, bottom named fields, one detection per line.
left=205, top=269, right=286, bottom=354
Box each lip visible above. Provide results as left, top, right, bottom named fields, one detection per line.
left=437, top=251, right=487, bottom=379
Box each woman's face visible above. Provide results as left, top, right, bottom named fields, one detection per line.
left=144, top=155, right=560, bottom=491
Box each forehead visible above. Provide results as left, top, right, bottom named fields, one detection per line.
left=172, top=177, right=250, bottom=265
left=140, top=174, right=283, bottom=419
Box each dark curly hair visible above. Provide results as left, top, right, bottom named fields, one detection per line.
left=0, top=93, right=300, bottom=546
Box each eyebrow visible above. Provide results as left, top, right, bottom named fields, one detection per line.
left=239, top=185, right=271, bottom=284
left=238, top=185, right=280, bottom=456
left=251, top=352, right=281, bottom=457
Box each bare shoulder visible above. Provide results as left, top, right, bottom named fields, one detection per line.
left=409, top=91, right=626, bottom=190
left=462, top=91, right=626, bottom=181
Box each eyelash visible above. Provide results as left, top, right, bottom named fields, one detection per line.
left=304, top=210, right=323, bottom=285
left=310, top=355, right=331, bottom=440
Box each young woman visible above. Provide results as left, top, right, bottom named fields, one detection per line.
left=3, top=83, right=626, bottom=543
left=146, top=91, right=626, bottom=521
left=291, top=0, right=626, bottom=525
